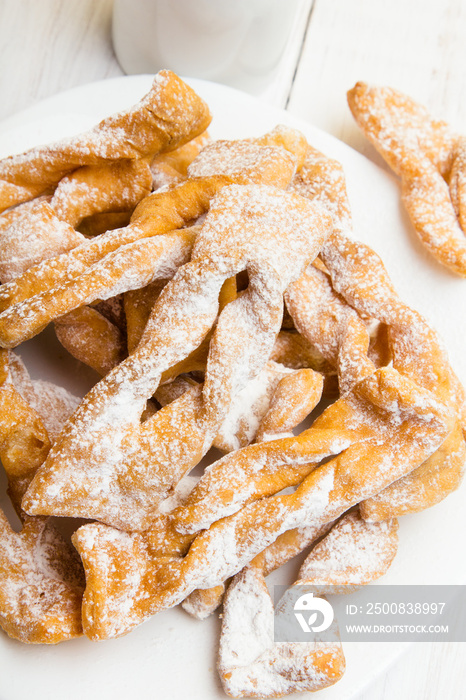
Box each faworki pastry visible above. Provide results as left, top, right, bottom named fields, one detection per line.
left=22, top=183, right=332, bottom=530
left=0, top=128, right=304, bottom=346
left=347, top=81, right=466, bottom=277
left=0, top=70, right=211, bottom=213
left=0, top=72, right=464, bottom=699
left=0, top=349, right=84, bottom=644
left=218, top=510, right=397, bottom=698
left=68, top=143, right=461, bottom=650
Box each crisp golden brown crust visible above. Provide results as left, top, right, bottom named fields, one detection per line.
left=0, top=350, right=84, bottom=644
left=0, top=70, right=212, bottom=213
left=22, top=183, right=332, bottom=531
left=0, top=75, right=463, bottom=699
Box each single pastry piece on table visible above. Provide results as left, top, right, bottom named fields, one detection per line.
left=348, top=81, right=466, bottom=277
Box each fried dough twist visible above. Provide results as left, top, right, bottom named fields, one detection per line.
left=0, top=129, right=302, bottom=347
left=0, top=70, right=211, bottom=213
left=0, top=350, right=84, bottom=644
left=22, top=184, right=331, bottom=531
left=347, top=81, right=466, bottom=276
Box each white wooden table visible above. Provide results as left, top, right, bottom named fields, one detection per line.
left=0, top=1, right=465, bottom=699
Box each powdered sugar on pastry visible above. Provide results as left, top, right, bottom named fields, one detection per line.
left=296, top=510, right=398, bottom=591
left=215, top=361, right=295, bottom=452
left=218, top=565, right=345, bottom=698
left=0, top=200, right=83, bottom=283
left=0, top=71, right=212, bottom=213
left=22, top=184, right=332, bottom=531
left=6, top=352, right=80, bottom=440
left=0, top=510, right=84, bottom=644
left=347, top=81, right=466, bottom=276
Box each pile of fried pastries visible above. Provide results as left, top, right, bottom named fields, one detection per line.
left=0, top=71, right=465, bottom=698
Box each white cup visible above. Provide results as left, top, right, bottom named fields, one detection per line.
left=112, top=0, right=303, bottom=93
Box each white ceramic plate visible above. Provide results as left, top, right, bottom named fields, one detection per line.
left=0, top=76, right=465, bottom=700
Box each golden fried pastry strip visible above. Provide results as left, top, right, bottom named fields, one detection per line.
left=286, top=264, right=375, bottom=393
left=51, top=158, right=153, bottom=228
left=218, top=565, right=345, bottom=698
left=348, top=83, right=454, bottom=175
left=0, top=162, right=152, bottom=374
left=253, top=367, right=324, bottom=445
left=72, top=474, right=202, bottom=640
left=4, top=352, right=80, bottom=442
left=449, top=136, right=466, bottom=233
left=23, top=185, right=332, bottom=531
left=0, top=510, right=84, bottom=644
left=288, top=142, right=466, bottom=518
left=172, top=340, right=449, bottom=535
left=124, top=264, right=234, bottom=366
left=0, top=350, right=79, bottom=511
left=0, top=375, right=50, bottom=512
left=126, top=282, right=215, bottom=369
left=54, top=293, right=128, bottom=376
left=0, top=352, right=84, bottom=644
left=347, top=82, right=466, bottom=276
left=291, top=145, right=352, bottom=235
left=180, top=367, right=325, bottom=617
left=0, top=70, right=211, bottom=213
left=0, top=200, right=84, bottom=283
left=156, top=363, right=322, bottom=456
left=185, top=127, right=301, bottom=184
left=0, top=127, right=302, bottom=311
left=0, top=173, right=222, bottom=317
left=71, top=522, right=170, bottom=640
left=178, top=144, right=463, bottom=537
left=71, top=361, right=451, bottom=641
left=181, top=585, right=226, bottom=620
left=143, top=366, right=451, bottom=616
left=72, top=468, right=396, bottom=639
left=159, top=276, right=238, bottom=387
left=0, top=226, right=196, bottom=348
left=270, top=330, right=334, bottom=374
left=150, top=131, right=211, bottom=189
left=124, top=279, right=170, bottom=354
left=173, top=260, right=373, bottom=533
left=182, top=519, right=332, bottom=621
left=218, top=510, right=396, bottom=697
left=0, top=159, right=151, bottom=284
left=250, top=124, right=308, bottom=171
left=209, top=363, right=322, bottom=453
left=0, top=178, right=206, bottom=310
left=360, top=423, right=466, bottom=521
left=295, top=510, right=398, bottom=592
left=0, top=127, right=301, bottom=341
left=54, top=306, right=127, bottom=377
left=319, top=232, right=466, bottom=517
left=180, top=367, right=325, bottom=618
left=173, top=410, right=354, bottom=534
left=72, top=515, right=331, bottom=639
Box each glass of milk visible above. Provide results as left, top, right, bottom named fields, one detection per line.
left=112, top=0, right=305, bottom=94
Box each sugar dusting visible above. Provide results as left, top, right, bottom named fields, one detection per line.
left=219, top=565, right=344, bottom=697
left=6, top=351, right=80, bottom=440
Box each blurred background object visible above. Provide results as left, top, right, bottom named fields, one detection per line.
left=112, top=0, right=310, bottom=96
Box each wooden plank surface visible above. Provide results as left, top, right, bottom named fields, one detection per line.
left=0, top=0, right=121, bottom=121
left=288, top=0, right=466, bottom=160
left=0, top=2, right=464, bottom=699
